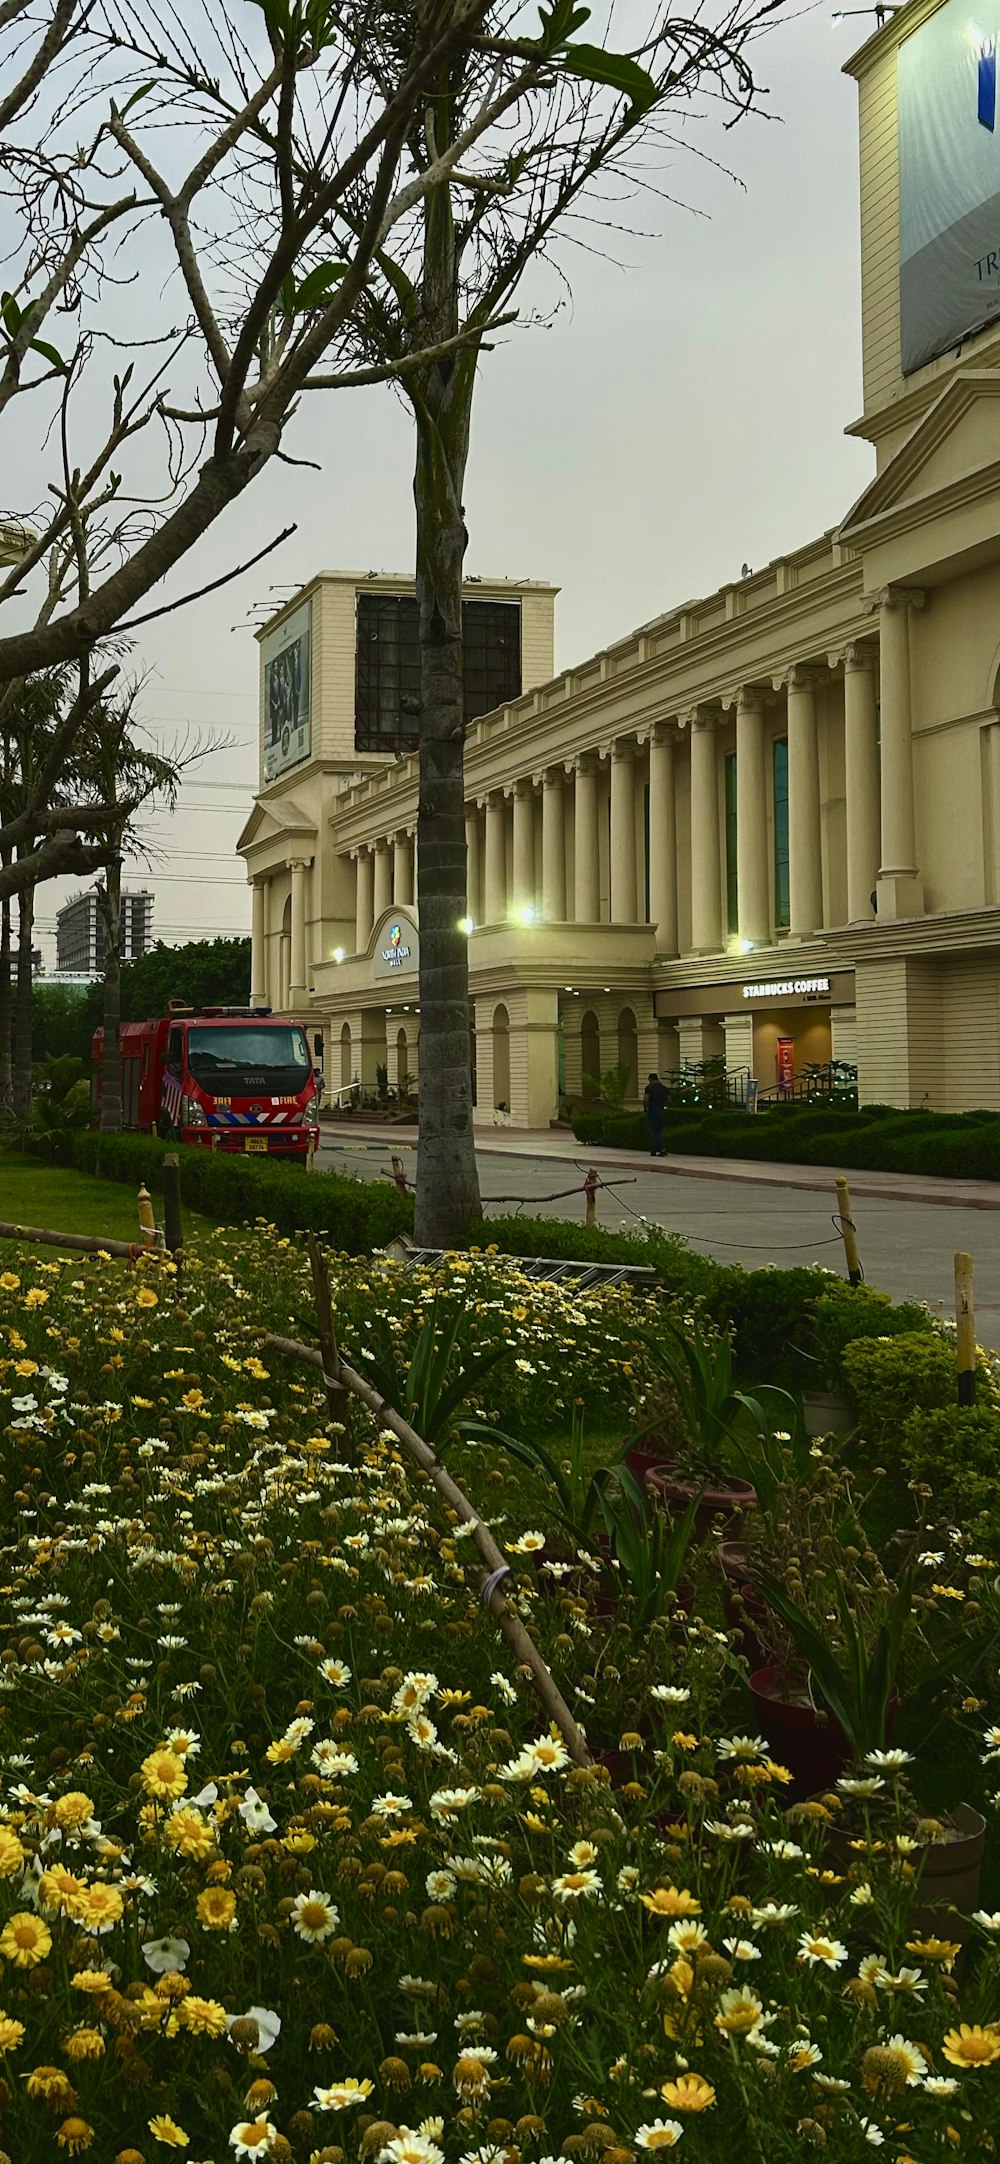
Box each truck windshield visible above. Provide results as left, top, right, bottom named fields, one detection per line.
left=186, top=1025, right=311, bottom=1087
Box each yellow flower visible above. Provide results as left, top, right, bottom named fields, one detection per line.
left=906, top=1938, right=961, bottom=1970
left=148, top=2116, right=189, bottom=2146
left=175, top=1995, right=227, bottom=2037
left=53, top=1792, right=95, bottom=1831
left=0, top=1910, right=52, bottom=1966
left=180, top=1389, right=205, bottom=1411
left=165, top=1807, right=215, bottom=1860
left=0, top=1271, right=20, bottom=1290
left=141, top=1750, right=187, bottom=1801
left=24, top=1286, right=49, bottom=1308
left=0, top=1827, right=25, bottom=1876
left=714, top=1986, right=765, bottom=2036
left=659, top=2073, right=716, bottom=2113
left=27, top=2065, right=76, bottom=2102
left=70, top=1970, right=115, bottom=1994
left=62, top=2029, right=105, bottom=2061
left=56, top=2120, right=95, bottom=2155
left=196, top=1886, right=237, bottom=1931
left=0, top=2012, right=25, bottom=2051
left=640, top=1886, right=701, bottom=1918
left=70, top=1883, right=124, bottom=1935
left=942, top=2024, right=1000, bottom=2069
left=136, top=1288, right=159, bottom=1308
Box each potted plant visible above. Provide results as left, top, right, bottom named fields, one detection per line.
left=631, top=1318, right=799, bottom=1539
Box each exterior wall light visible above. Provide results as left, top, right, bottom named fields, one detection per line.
left=516, top=904, right=536, bottom=925
left=458, top=915, right=474, bottom=935
left=333, top=946, right=346, bottom=963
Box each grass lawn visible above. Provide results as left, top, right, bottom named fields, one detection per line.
left=0, top=1151, right=216, bottom=1245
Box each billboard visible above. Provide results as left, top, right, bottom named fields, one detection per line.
left=262, top=599, right=311, bottom=780
left=899, top=0, right=1000, bottom=372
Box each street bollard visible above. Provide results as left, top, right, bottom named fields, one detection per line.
left=955, top=1251, right=976, bottom=1406
left=835, top=1175, right=863, bottom=1286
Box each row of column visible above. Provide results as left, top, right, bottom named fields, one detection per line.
left=344, top=589, right=921, bottom=959
left=354, top=831, right=414, bottom=952
left=250, top=858, right=310, bottom=1009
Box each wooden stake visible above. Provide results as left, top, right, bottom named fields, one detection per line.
left=835, top=1175, right=863, bottom=1286
left=0, top=1221, right=143, bottom=1260
left=955, top=1250, right=976, bottom=1407
left=266, top=1327, right=591, bottom=1768
left=162, top=1153, right=183, bottom=1269
left=306, top=1232, right=352, bottom=1453
left=584, top=1166, right=599, bottom=1229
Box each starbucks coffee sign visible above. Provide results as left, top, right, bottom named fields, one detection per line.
left=374, top=913, right=419, bottom=978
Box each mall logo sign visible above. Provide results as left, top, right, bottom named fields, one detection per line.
left=381, top=922, right=411, bottom=968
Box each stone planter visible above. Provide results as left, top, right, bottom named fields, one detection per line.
left=826, top=1803, right=987, bottom=1942
left=803, top=1388, right=855, bottom=1438
left=716, top=1540, right=773, bottom=1668
left=749, top=1664, right=855, bottom=1796
left=648, top=1466, right=757, bottom=1544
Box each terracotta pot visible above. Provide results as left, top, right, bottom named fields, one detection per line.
left=825, top=1802, right=986, bottom=1942
left=648, top=1467, right=757, bottom=1544
left=749, top=1665, right=855, bottom=1796
left=624, top=1433, right=676, bottom=1491
left=803, top=1388, right=855, bottom=1439
left=716, top=1541, right=772, bottom=1668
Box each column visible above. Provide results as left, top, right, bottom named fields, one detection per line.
left=786, top=667, right=823, bottom=939
left=843, top=645, right=880, bottom=923
left=373, top=838, right=392, bottom=920
left=355, top=849, right=374, bottom=953
left=250, top=878, right=267, bottom=1007
left=289, top=859, right=307, bottom=1005
left=877, top=587, right=924, bottom=918
left=541, top=769, right=566, bottom=920
left=484, top=791, right=506, bottom=923
left=392, top=830, right=413, bottom=907
left=689, top=711, right=722, bottom=953
left=648, top=724, right=678, bottom=955
left=512, top=778, right=535, bottom=916
left=610, top=739, right=638, bottom=923
left=465, top=807, right=482, bottom=924
left=574, top=754, right=600, bottom=922
left=735, top=689, right=769, bottom=946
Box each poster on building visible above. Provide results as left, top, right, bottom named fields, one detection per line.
left=899, top=0, right=1000, bottom=373
left=262, top=599, right=311, bottom=780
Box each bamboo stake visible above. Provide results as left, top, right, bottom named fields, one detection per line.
left=835, top=1175, right=863, bottom=1286
left=163, top=1153, right=183, bottom=1270
left=266, top=1327, right=592, bottom=1769
left=955, top=1251, right=976, bottom=1407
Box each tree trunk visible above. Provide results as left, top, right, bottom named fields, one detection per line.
left=411, top=107, right=481, bottom=1247
left=99, top=862, right=123, bottom=1132
left=12, top=876, right=34, bottom=1121
left=0, top=883, right=11, bottom=1117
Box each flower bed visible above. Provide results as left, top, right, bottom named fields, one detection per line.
left=0, top=1238, right=997, bottom=2162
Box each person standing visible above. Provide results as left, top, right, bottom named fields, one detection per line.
left=643, top=1070, right=668, bottom=1157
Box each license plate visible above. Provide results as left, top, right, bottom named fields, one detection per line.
left=245, top=1136, right=268, bottom=1153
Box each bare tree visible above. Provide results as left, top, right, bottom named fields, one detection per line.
left=331, top=0, right=787, bottom=1242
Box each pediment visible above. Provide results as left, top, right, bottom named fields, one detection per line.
left=237, top=792, right=317, bottom=853
left=840, top=372, right=1000, bottom=541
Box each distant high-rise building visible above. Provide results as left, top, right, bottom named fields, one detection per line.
left=55, top=887, right=154, bottom=976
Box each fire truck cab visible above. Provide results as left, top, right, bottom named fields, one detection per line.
left=92, top=1007, right=320, bottom=1159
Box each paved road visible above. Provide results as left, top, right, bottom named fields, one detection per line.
left=317, top=1128, right=1000, bottom=1349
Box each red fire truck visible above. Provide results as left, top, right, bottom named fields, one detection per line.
left=91, top=1006, right=321, bottom=1159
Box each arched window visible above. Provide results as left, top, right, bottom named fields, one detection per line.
left=492, top=1002, right=510, bottom=1110
left=617, top=1006, right=638, bottom=1100
left=581, top=1010, right=600, bottom=1100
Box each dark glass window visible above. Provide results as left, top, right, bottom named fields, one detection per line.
left=355, top=595, right=521, bottom=753
left=773, top=737, right=790, bottom=930
left=725, top=752, right=738, bottom=938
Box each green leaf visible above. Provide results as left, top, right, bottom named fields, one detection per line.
left=560, top=42, right=659, bottom=117
left=1, top=292, right=22, bottom=335
left=29, top=336, right=67, bottom=374
left=537, top=0, right=591, bottom=54
left=282, top=262, right=349, bottom=316
left=118, top=81, right=155, bottom=119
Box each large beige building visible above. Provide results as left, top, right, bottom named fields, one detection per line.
left=239, top=0, right=1000, bottom=1126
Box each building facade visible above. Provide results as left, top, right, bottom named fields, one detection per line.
left=239, top=0, right=1000, bottom=1125
left=56, top=887, right=154, bottom=976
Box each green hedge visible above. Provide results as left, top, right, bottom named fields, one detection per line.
left=68, top=1131, right=413, bottom=1252
left=571, top=1104, right=1000, bottom=1179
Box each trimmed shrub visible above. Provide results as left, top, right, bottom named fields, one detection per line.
left=840, top=1330, right=956, bottom=1445
left=570, top=1104, right=1000, bottom=1179
left=811, top=1283, right=933, bottom=1385
left=68, top=1130, right=412, bottom=1251
left=896, top=1403, right=1000, bottom=1550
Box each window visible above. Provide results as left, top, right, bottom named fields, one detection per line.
left=725, top=752, right=738, bottom=938
left=773, top=738, right=789, bottom=930
left=355, top=595, right=521, bottom=753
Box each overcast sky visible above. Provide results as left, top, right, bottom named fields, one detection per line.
left=34, top=5, right=878, bottom=970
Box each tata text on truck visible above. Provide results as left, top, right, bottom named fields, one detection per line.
left=92, top=1006, right=320, bottom=1159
